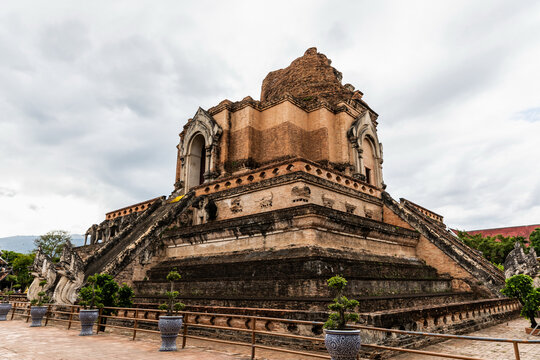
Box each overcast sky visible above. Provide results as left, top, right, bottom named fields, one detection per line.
left=1, top=1, right=539, bottom=237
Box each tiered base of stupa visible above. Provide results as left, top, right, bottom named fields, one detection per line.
left=100, top=158, right=519, bottom=355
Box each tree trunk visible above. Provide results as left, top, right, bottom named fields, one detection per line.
left=528, top=312, right=538, bottom=329
left=98, top=311, right=109, bottom=332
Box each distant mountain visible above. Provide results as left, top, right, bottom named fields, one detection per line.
left=0, top=234, right=85, bottom=254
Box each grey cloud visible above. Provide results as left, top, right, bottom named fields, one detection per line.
left=322, top=23, right=352, bottom=52
left=38, top=20, right=91, bottom=62
left=444, top=1, right=539, bottom=44
left=0, top=187, right=16, bottom=197
left=384, top=47, right=505, bottom=120
left=90, top=35, right=168, bottom=118
left=170, top=49, right=240, bottom=103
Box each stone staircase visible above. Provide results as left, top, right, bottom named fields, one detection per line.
left=82, top=192, right=195, bottom=279
left=382, top=192, right=505, bottom=297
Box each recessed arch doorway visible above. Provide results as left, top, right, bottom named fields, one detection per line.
left=186, top=133, right=206, bottom=190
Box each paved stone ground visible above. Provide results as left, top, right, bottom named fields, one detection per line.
left=1, top=317, right=539, bottom=360
left=0, top=320, right=249, bottom=360
left=390, top=318, right=540, bottom=360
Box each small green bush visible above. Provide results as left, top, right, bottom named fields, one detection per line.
left=118, top=283, right=134, bottom=308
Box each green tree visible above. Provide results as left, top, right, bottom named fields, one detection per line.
left=323, top=275, right=359, bottom=330
left=34, top=230, right=71, bottom=262
left=11, top=253, right=35, bottom=291
left=78, top=275, right=103, bottom=309
left=1, top=275, right=17, bottom=302
left=529, top=228, right=540, bottom=254
left=501, top=274, right=540, bottom=328
left=94, top=274, right=119, bottom=308
left=0, top=250, right=34, bottom=291
left=1, top=250, right=20, bottom=264
left=117, top=283, right=134, bottom=308
left=457, top=231, right=527, bottom=266
left=158, top=270, right=185, bottom=316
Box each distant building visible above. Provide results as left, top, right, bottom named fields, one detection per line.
left=464, top=224, right=540, bottom=241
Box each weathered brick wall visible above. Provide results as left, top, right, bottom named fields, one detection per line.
left=382, top=204, right=415, bottom=230
left=416, top=235, right=474, bottom=293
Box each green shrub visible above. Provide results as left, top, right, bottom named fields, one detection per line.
left=501, top=274, right=540, bottom=328
left=118, top=283, right=134, bottom=308
left=77, top=273, right=134, bottom=310
left=78, top=274, right=103, bottom=309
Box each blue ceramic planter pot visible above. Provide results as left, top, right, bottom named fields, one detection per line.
left=79, top=309, right=99, bottom=336
left=30, top=306, right=48, bottom=327
left=324, top=329, right=361, bottom=360
left=158, top=316, right=183, bottom=351
left=0, top=303, right=12, bottom=321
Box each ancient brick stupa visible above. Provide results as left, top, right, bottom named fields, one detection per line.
left=30, top=48, right=517, bottom=338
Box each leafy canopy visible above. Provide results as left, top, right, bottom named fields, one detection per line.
left=118, top=283, right=134, bottom=308
left=529, top=228, right=540, bottom=255
left=323, top=275, right=359, bottom=330
left=501, top=274, right=540, bottom=328
left=457, top=231, right=527, bottom=266
left=34, top=230, right=71, bottom=262
left=78, top=274, right=103, bottom=309
left=78, top=273, right=134, bottom=310
left=1, top=250, right=35, bottom=291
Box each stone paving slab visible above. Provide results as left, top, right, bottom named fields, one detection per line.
left=0, top=320, right=249, bottom=360
left=390, top=318, right=540, bottom=360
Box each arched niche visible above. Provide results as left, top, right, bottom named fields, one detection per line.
left=176, top=107, right=222, bottom=193
left=362, top=136, right=376, bottom=185
left=347, top=111, right=384, bottom=188
left=186, top=134, right=206, bottom=190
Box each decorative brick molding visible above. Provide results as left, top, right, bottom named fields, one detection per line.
left=193, top=158, right=381, bottom=199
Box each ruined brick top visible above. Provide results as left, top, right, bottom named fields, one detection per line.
left=208, top=47, right=376, bottom=118
left=260, top=47, right=363, bottom=108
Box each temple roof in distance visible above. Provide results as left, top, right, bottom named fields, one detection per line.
left=465, top=224, right=540, bottom=240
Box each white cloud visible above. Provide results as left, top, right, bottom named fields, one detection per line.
left=0, top=0, right=539, bottom=237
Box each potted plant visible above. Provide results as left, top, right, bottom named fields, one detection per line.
left=77, top=274, right=103, bottom=336
left=323, top=275, right=361, bottom=360
left=0, top=275, right=17, bottom=321
left=501, top=274, right=540, bottom=334
left=157, top=270, right=186, bottom=351
left=30, top=279, right=50, bottom=327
